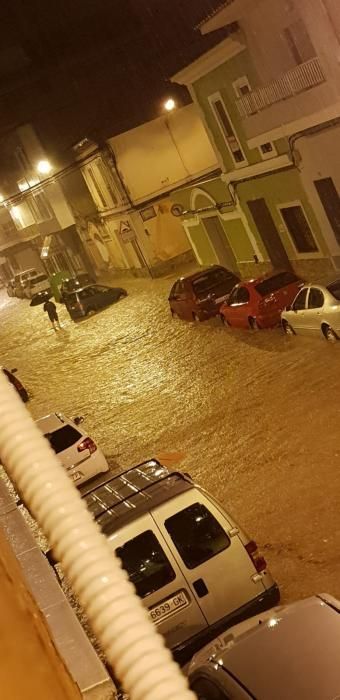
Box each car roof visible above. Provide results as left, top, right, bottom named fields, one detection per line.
left=36, top=412, right=69, bottom=433
left=80, top=459, right=194, bottom=536
left=175, top=265, right=232, bottom=284
left=237, top=270, right=298, bottom=287
left=193, top=596, right=340, bottom=699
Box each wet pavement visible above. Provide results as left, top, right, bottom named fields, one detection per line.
left=1, top=274, right=340, bottom=606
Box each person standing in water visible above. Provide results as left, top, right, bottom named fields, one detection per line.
left=43, top=299, right=61, bottom=331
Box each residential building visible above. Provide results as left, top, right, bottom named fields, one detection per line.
left=0, top=124, right=92, bottom=280
left=171, top=0, right=340, bottom=279
left=76, top=103, right=219, bottom=276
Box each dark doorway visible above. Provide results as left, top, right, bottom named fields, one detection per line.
left=314, top=177, right=340, bottom=246
left=247, top=198, right=291, bottom=269
left=203, top=216, right=238, bottom=272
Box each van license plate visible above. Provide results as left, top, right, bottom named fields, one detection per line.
left=71, top=471, right=83, bottom=482
left=149, top=591, right=189, bottom=623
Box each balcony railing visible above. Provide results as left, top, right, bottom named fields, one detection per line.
left=236, top=57, right=326, bottom=117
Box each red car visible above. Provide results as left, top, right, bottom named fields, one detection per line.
left=168, top=266, right=240, bottom=322
left=220, top=270, right=304, bottom=329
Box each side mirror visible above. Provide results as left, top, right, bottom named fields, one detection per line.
left=10, top=368, right=18, bottom=374
left=73, top=416, right=84, bottom=426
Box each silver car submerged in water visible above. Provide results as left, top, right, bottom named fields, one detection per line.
left=281, top=280, right=340, bottom=342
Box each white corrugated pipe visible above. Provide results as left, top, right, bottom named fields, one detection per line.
left=0, top=373, right=196, bottom=700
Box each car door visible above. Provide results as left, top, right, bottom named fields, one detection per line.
left=287, top=287, right=308, bottom=333
left=224, top=286, right=250, bottom=328
left=169, top=281, right=181, bottom=317
left=153, top=491, right=266, bottom=628
left=303, top=287, right=325, bottom=334
left=110, top=514, right=208, bottom=650
left=173, top=280, right=189, bottom=319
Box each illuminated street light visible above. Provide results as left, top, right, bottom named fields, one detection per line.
left=164, top=98, right=176, bottom=112
left=37, top=159, right=52, bottom=175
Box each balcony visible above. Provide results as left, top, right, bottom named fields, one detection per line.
left=236, top=57, right=326, bottom=118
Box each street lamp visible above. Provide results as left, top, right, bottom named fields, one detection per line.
left=164, top=98, right=176, bottom=112
left=37, top=159, right=52, bottom=175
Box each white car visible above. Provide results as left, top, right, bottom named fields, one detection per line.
left=24, top=273, right=51, bottom=299
left=36, top=412, right=109, bottom=486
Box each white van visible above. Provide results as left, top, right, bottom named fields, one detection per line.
left=13, top=269, right=37, bottom=298
left=24, top=273, right=51, bottom=299
left=79, top=460, right=280, bottom=664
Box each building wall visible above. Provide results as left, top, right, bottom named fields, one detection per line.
left=109, top=104, right=219, bottom=204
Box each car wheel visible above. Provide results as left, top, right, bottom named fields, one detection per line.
left=283, top=321, right=295, bottom=336
left=324, top=325, right=338, bottom=342
left=192, top=312, right=201, bottom=322
left=249, top=316, right=260, bottom=330
left=86, top=308, right=96, bottom=317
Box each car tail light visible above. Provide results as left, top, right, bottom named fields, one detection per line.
left=245, top=540, right=267, bottom=573
left=77, top=437, right=97, bottom=454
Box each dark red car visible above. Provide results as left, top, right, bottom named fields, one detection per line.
left=169, top=266, right=240, bottom=322
left=220, top=270, right=304, bottom=329
left=2, top=368, right=29, bottom=402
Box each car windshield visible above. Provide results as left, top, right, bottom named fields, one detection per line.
left=32, top=275, right=48, bottom=284
left=255, top=271, right=299, bottom=296
left=193, top=269, right=236, bottom=296
left=44, top=425, right=82, bottom=453
left=327, top=280, right=340, bottom=300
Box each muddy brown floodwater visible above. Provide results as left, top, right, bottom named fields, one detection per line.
left=1, top=274, right=340, bottom=607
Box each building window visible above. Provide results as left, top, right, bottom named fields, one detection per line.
left=209, top=92, right=247, bottom=166
left=280, top=204, right=318, bottom=253
left=284, top=19, right=316, bottom=65
left=84, top=159, right=119, bottom=210
left=84, top=166, right=107, bottom=209
left=259, top=141, right=277, bottom=160
left=232, top=76, right=251, bottom=98
left=15, top=146, right=33, bottom=178
left=95, top=159, right=118, bottom=206
left=27, top=192, right=53, bottom=223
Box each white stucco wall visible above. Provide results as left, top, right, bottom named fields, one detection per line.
left=109, top=104, right=218, bottom=203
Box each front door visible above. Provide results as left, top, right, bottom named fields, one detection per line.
left=153, top=491, right=265, bottom=627
left=203, top=216, right=238, bottom=273
left=247, top=198, right=291, bottom=270
left=314, top=177, right=340, bottom=246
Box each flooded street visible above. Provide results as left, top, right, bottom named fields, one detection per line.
left=1, top=274, right=340, bottom=606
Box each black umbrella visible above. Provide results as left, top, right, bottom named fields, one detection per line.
left=30, top=290, right=53, bottom=306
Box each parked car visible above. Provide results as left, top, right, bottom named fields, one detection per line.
left=220, top=270, right=304, bottom=330
left=168, top=266, right=240, bottom=322
left=188, top=594, right=340, bottom=699
left=36, top=412, right=109, bottom=486
left=13, top=268, right=38, bottom=298
left=63, top=284, right=127, bottom=320
left=281, top=280, right=340, bottom=342
left=60, top=273, right=95, bottom=296
left=2, top=367, right=29, bottom=402
left=6, top=279, right=15, bottom=297
left=69, top=460, right=279, bottom=664
left=23, top=273, right=51, bottom=299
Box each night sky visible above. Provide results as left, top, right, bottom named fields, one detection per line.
left=0, top=1, right=229, bottom=159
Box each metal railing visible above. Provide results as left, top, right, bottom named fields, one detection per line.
left=236, top=57, right=326, bottom=117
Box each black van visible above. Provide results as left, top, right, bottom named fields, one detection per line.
left=64, top=284, right=127, bottom=319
